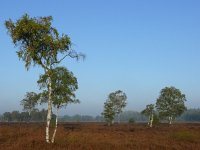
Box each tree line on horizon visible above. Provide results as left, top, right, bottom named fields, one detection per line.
left=1, top=108, right=200, bottom=123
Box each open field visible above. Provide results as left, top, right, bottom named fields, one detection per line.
left=0, top=122, right=200, bottom=150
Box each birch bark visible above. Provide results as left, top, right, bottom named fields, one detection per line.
left=51, top=108, right=58, bottom=143
left=169, top=116, right=172, bottom=125
left=149, top=113, right=153, bottom=128
left=46, top=76, right=52, bottom=143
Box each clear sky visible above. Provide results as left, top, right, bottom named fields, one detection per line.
left=0, top=0, right=200, bottom=116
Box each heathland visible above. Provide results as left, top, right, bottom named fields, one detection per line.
left=0, top=122, right=200, bottom=150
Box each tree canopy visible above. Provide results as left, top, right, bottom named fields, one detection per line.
left=102, top=90, right=127, bottom=125
left=37, top=67, right=79, bottom=109
left=5, top=14, right=84, bottom=70
left=156, top=86, right=187, bottom=124
left=141, top=104, right=154, bottom=117
left=102, top=100, right=115, bottom=126
left=20, top=92, right=40, bottom=116
left=109, top=90, right=127, bottom=115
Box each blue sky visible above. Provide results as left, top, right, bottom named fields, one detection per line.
left=0, top=0, right=200, bottom=116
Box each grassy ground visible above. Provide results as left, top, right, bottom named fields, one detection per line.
left=0, top=122, right=200, bottom=150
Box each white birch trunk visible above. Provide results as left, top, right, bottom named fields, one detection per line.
left=46, top=76, right=52, bottom=143
left=148, top=116, right=150, bottom=126
left=51, top=108, right=58, bottom=143
left=169, top=116, right=172, bottom=125
left=149, top=113, right=153, bottom=128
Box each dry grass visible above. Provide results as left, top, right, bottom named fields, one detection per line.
left=0, top=122, right=200, bottom=150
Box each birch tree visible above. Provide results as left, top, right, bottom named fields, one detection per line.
left=102, top=90, right=127, bottom=125
left=20, top=92, right=39, bottom=119
left=109, top=90, right=127, bottom=123
left=156, top=86, right=187, bottom=124
left=141, top=104, right=155, bottom=127
left=5, top=14, right=84, bottom=143
left=38, top=67, right=79, bottom=143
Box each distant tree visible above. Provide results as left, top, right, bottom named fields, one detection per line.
left=38, top=67, right=79, bottom=143
left=156, top=86, right=187, bottom=124
left=102, top=100, right=115, bottom=126
left=102, top=90, right=127, bottom=125
left=152, top=114, right=160, bottom=125
left=20, top=112, right=30, bottom=122
left=178, top=108, right=200, bottom=122
left=5, top=14, right=84, bottom=143
left=141, top=104, right=155, bottom=127
left=3, top=112, right=12, bottom=122
left=119, top=110, right=147, bottom=122
left=11, top=111, right=20, bottom=122
left=109, top=90, right=127, bottom=123
left=20, top=92, right=39, bottom=120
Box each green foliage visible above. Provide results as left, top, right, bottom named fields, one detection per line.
left=20, top=92, right=40, bottom=115
left=102, top=101, right=115, bottom=126
left=152, top=114, right=160, bottom=125
left=109, top=90, right=127, bottom=114
left=141, top=104, right=154, bottom=117
left=5, top=14, right=84, bottom=70
left=37, top=67, right=79, bottom=109
left=156, top=86, right=187, bottom=123
left=102, top=90, right=127, bottom=125
left=50, top=114, right=57, bottom=127
left=141, top=104, right=156, bottom=127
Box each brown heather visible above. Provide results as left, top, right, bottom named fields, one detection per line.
left=0, top=122, right=200, bottom=150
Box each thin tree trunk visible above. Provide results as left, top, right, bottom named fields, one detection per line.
left=46, top=76, right=52, bottom=143
left=169, top=116, right=172, bottom=125
left=148, top=116, right=150, bottom=126
left=51, top=108, right=58, bottom=143
left=149, top=113, right=153, bottom=128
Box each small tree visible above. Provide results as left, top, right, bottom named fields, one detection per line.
left=20, top=92, right=39, bottom=120
left=141, top=104, right=155, bottom=127
left=109, top=90, right=127, bottom=123
left=3, top=112, right=12, bottom=122
left=38, top=67, right=79, bottom=143
left=156, top=86, right=187, bottom=124
left=102, top=101, right=115, bottom=126
left=102, top=90, right=127, bottom=125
